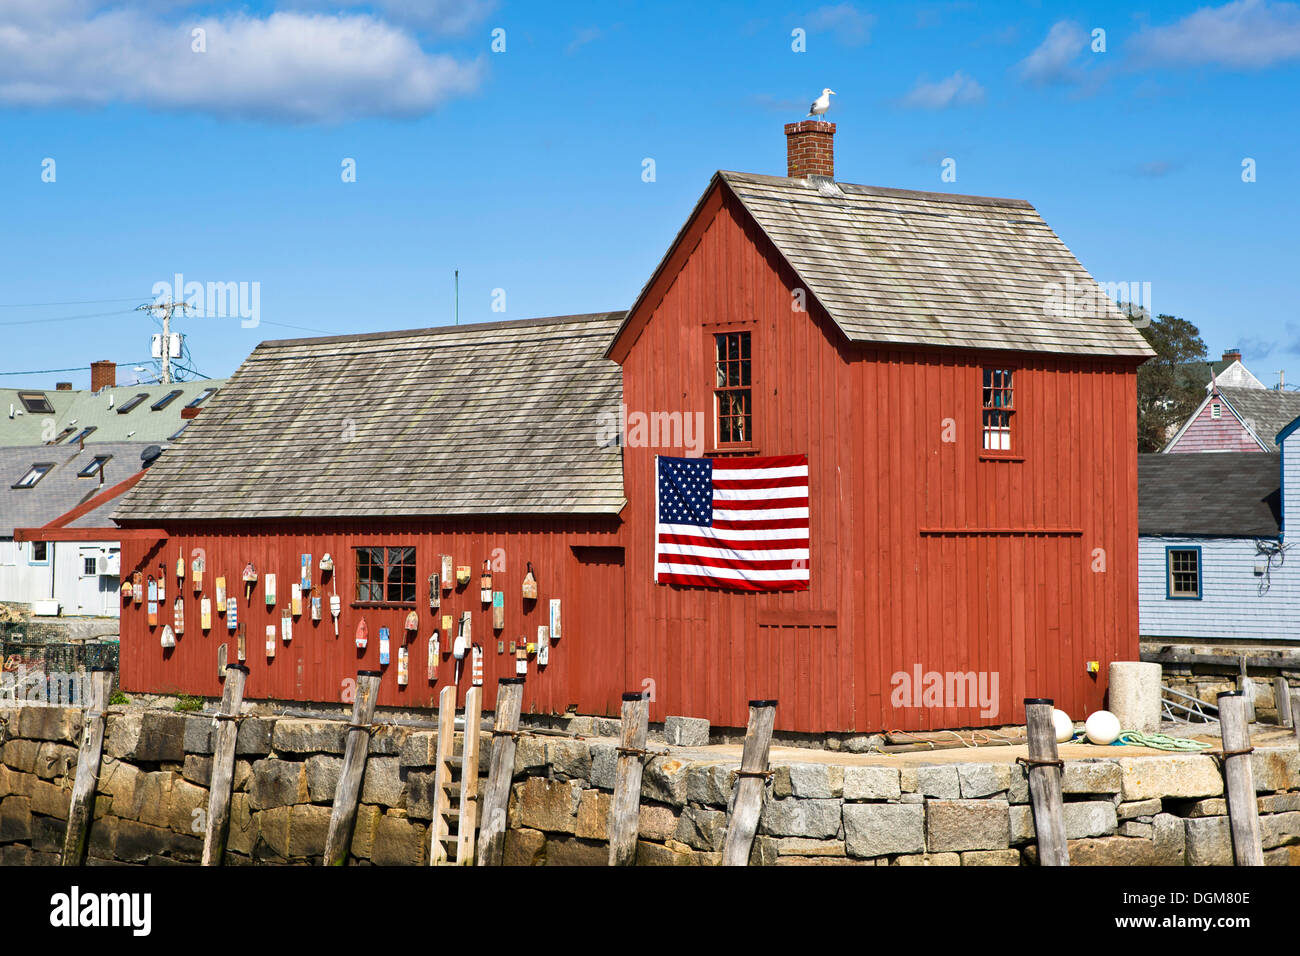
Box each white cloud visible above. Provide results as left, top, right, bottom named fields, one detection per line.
left=0, top=4, right=485, bottom=122
left=1018, top=20, right=1088, bottom=86
left=1130, top=0, right=1300, bottom=68
left=901, top=71, right=985, bottom=109
left=805, top=3, right=875, bottom=46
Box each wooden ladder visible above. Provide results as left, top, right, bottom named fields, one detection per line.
left=430, top=685, right=483, bottom=865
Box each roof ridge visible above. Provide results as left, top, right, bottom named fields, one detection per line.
left=719, top=169, right=1036, bottom=209
left=257, top=311, right=627, bottom=350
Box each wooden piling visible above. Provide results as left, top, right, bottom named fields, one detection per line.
left=201, top=663, right=248, bottom=866
left=476, top=677, right=524, bottom=866
left=721, top=699, right=777, bottom=867
left=1275, top=678, right=1293, bottom=729
left=322, top=670, right=381, bottom=866
left=1217, top=691, right=1264, bottom=866
left=60, top=668, right=114, bottom=866
left=607, top=692, right=650, bottom=866
left=1239, top=657, right=1255, bottom=724
left=1023, top=698, right=1069, bottom=867
left=455, top=685, right=483, bottom=865
left=1292, top=691, right=1300, bottom=752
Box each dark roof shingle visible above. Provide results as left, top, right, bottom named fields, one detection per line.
left=1139, top=453, right=1281, bottom=537
left=1218, top=387, right=1300, bottom=451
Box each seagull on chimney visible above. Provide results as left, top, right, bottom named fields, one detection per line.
left=808, top=88, right=836, bottom=119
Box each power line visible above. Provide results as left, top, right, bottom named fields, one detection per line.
left=0, top=296, right=145, bottom=309
left=0, top=308, right=138, bottom=328
left=0, top=360, right=154, bottom=378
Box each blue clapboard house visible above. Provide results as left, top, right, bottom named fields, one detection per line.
left=1138, top=415, right=1300, bottom=642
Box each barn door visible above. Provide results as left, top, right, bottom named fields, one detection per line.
left=571, top=546, right=625, bottom=715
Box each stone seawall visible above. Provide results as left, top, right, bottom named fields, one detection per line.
left=1, top=704, right=1298, bottom=866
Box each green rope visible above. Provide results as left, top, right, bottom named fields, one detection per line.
left=1114, top=731, right=1211, bottom=751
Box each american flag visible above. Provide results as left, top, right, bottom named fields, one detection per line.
left=655, top=454, right=809, bottom=591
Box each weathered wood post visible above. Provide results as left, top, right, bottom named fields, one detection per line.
left=1217, top=690, right=1264, bottom=866
left=61, top=668, right=114, bottom=866
left=1238, top=657, right=1255, bottom=724
left=1291, top=690, right=1300, bottom=752
left=721, top=699, right=777, bottom=866
left=607, top=692, right=650, bottom=866
left=477, top=677, right=524, bottom=866
left=201, top=663, right=248, bottom=865
left=1275, top=677, right=1293, bottom=729
left=1022, top=698, right=1069, bottom=867
left=455, top=685, right=483, bottom=865
left=322, top=670, right=381, bottom=866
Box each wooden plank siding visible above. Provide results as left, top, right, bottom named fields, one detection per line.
left=618, top=188, right=1142, bottom=733
left=118, top=517, right=625, bottom=715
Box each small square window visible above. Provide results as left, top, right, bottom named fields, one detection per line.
left=1167, top=548, right=1201, bottom=599
left=84, top=557, right=98, bottom=576
left=17, top=391, right=53, bottom=414
left=354, top=546, right=417, bottom=605
left=13, top=463, right=53, bottom=488
left=31, top=541, right=48, bottom=563
left=151, top=389, right=184, bottom=411
left=78, top=455, right=112, bottom=477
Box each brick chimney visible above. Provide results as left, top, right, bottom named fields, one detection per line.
left=1222, top=348, right=1242, bottom=363
left=56, top=382, right=72, bottom=390
left=91, top=360, right=116, bottom=392
left=784, top=120, right=836, bottom=179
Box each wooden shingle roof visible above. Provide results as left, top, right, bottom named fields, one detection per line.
left=113, top=313, right=627, bottom=521
left=715, top=171, right=1156, bottom=357
left=1218, top=387, right=1300, bottom=452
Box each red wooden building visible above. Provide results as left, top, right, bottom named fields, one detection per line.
left=98, top=121, right=1154, bottom=733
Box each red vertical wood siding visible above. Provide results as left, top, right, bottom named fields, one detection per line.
left=119, top=518, right=625, bottom=716
left=617, top=188, right=1141, bottom=733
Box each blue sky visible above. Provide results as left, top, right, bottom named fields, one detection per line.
left=1, top=0, right=1296, bottom=388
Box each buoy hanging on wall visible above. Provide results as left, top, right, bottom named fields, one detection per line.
left=281, top=607, right=293, bottom=644
left=427, top=631, right=440, bottom=682
left=265, top=572, right=276, bottom=608
left=156, top=570, right=165, bottom=603
left=227, top=596, right=238, bottom=631
left=492, top=591, right=504, bottom=631
left=311, top=591, right=322, bottom=622
left=192, top=555, right=203, bottom=592
left=379, top=626, right=391, bottom=666
left=300, top=554, right=312, bottom=594
left=291, top=583, right=302, bottom=617
left=397, top=645, right=409, bottom=686
left=355, top=617, right=368, bottom=650
left=147, top=576, right=158, bottom=627
left=200, top=597, right=212, bottom=631
left=173, top=596, right=185, bottom=635
left=522, top=562, right=538, bottom=600
left=160, top=624, right=175, bottom=649
left=242, top=563, right=257, bottom=603
left=404, top=610, right=419, bottom=636
left=549, top=599, right=561, bottom=641
left=480, top=559, right=493, bottom=604
left=133, top=571, right=143, bottom=606
left=265, top=625, right=276, bottom=658
left=537, top=625, right=550, bottom=666
left=215, top=576, right=227, bottom=613
left=440, top=555, right=453, bottom=590
left=428, top=573, right=440, bottom=610
left=472, top=643, right=484, bottom=686
left=176, top=556, right=184, bottom=582
left=236, top=624, right=246, bottom=662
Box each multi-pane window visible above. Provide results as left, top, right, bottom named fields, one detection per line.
left=354, top=546, right=417, bottom=604
left=84, top=557, right=99, bottom=576
left=981, top=368, right=1015, bottom=451
left=714, top=331, right=752, bottom=446
left=1167, top=548, right=1201, bottom=599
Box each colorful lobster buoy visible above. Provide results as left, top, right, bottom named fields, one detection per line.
left=173, top=596, right=184, bottom=636
left=492, top=591, right=505, bottom=631
left=281, top=607, right=293, bottom=644
left=379, top=626, right=390, bottom=666
left=291, top=583, right=302, bottom=617
left=147, top=576, right=158, bottom=627
left=161, top=624, right=175, bottom=649
left=522, top=562, right=538, bottom=600
left=311, top=591, right=322, bottom=622
left=550, top=598, right=561, bottom=641
left=192, top=554, right=203, bottom=592
left=480, top=559, right=493, bottom=604
left=319, top=553, right=334, bottom=573
left=265, top=572, right=276, bottom=608
left=227, top=596, right=238, bottom=631
left=265, top=625, right=276, bottom=658
left=176, top=556, right=185, bottom=582
left=355, top=617, right=368, bottom=650
left=242, top=563, right=257, bottom=603
left=397, top=645, right=409, bottom=686
left=200, top=597, right=212, bottom=631
left=428, top=572, right=440, bottom=610
left=236, top=623, right=246, bottom=662
left=427, top=631, right=440, bottom=682
left=537, top=624, right=550, bottom=666
left=300, top=554, right=312, bottom=594
left=215, top=576, right=227, bottom=613
left=440, top=555, right=453, bottom=589
left=133, top=571, right=143, bottom=606
left=404, top=610, right=419, bottom=637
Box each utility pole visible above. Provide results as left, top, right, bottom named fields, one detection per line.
left=136, top=300, right=190, bottom=384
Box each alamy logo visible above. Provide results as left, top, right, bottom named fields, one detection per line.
left=49, top=886, right=151, bottom=936
left=890, top=665, right=1000, bottom=719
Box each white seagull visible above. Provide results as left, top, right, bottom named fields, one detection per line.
left=808, top=88, right=836, bottom=118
